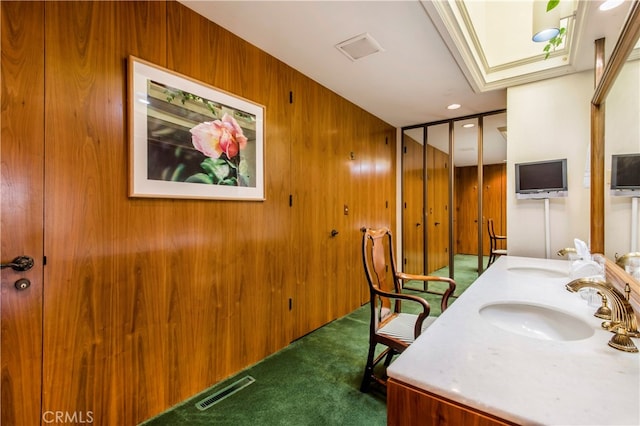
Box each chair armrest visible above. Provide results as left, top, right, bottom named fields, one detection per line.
left=372, top=288, right=431, bottom=337
left=396, top=272, right=455, bottom=286
left=396, top=272, right=456, bottom=312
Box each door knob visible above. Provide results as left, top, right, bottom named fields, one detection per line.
left=1, top=256, right=34, bottom=272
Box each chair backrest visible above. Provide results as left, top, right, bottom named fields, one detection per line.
left=361, top=227, right=402, bottom=324
left=487, top=218, right=497, bottom=239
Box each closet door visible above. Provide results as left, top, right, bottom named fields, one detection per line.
left=1, top=3, right=45, bottom=425
left=402, top=129, right=425, bottom=274
left=426, top=124, right=450, bottom=274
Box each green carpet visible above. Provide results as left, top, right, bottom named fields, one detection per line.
left=141, top=255, right=480, bottom=426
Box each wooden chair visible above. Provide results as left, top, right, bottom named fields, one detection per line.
left=360, top=227, right=456, bottom=392
left=487, top=218, right=507, bottom=267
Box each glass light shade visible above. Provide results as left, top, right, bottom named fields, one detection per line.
left=532, top=0, right=561, bottom=43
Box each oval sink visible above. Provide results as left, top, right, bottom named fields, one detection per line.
left=479, top=302, right=594, bottom=341
left=507, top=266, right=567, bottom=278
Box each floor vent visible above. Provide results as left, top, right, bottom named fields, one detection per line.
left=195, top=376, right=255, bottom=411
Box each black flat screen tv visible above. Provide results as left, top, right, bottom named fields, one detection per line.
left=515, top=158, right=567, bottom=198
left=611, top=153, right=640, bottom=193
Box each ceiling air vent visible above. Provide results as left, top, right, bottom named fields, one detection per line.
left=335, top=33, right=384, bottom=61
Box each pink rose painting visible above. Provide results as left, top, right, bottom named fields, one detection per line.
left=186, top=113, right=250, bottom=186
left=190, top=113, right=248, bottom=160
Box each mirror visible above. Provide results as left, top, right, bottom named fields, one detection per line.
left=482, top=112, right=508, bottom=270
left=426, top=123, right=450, bottom=277
left=402, top=111, right=506, bottom=289
left=604, top=51, right=640, bottom=259
left=402, top=127, right=425, bottom=274
left=453, top=118, right=479, bottom=281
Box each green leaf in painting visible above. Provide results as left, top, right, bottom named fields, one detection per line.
left=170, top=163, right=185, bottom=181
left=200, top=158, right=230, bottom=182
left=185, top=173, right=213, bottom=184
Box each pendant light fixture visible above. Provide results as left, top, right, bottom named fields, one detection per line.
left=532, top=0, right=561, bottom=42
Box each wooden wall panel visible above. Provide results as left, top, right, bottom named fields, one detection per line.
left=482, top=164, right=507, bottom=256
left=402, top=136, right=424, bottom=274
left=455, top=166, right=478, bottom=255
left=0, top=1, right=398, bottom=424
left=43, top=1, right=169, bottom=423
left=427, top=145, right=449, bottom=273
left=1, top=3, right=45, bottom=426
left=455, top=164, right=506, bottom=256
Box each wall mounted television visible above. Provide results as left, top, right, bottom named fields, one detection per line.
left=515, top=158, right=568, bottom=199
left=611, top=153, right=640, bottom=196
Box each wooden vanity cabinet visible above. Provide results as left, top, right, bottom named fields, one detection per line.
left=387, top=379, right=519, bottom=426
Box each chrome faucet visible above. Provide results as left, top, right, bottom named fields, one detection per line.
left=566, top=278, right=639, bottom=353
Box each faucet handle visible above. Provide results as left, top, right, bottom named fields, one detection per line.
left=594, top=293, right=612, bottom=320
left=608, top=326, right=638, bottom=353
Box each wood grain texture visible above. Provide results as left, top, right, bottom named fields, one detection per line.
left=387, top=379, right=517, bottom=426
left=0, top=1, right=398, bottom=424
left=402, top=135, right=425, bottom=275
left=427, top=145, right=449, bottom=273
left=455, top=165, right=506, bottom=256
left=590, top=102, right=605, bottom=254
left=1, top=2, right=45, bottom=426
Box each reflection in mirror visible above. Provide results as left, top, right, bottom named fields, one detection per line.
left=401, top=111, right=506, bottom=292
left=426, top=123, right=450, bottom=277
left=605, top=54, right=640, bottom=259
left=402, top=127, right=425, bottom=274
left=482, top=113, right=508, bottom=271
left=453, top=118, right=480, bottom=282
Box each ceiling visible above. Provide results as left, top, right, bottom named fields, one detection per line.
left=179, top=0, right=633, bottom=128
left=178, top=1, right=635, bottom=166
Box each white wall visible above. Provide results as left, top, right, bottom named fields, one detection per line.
left=605, top=59, right=640, bottom=259
left=507, top=70, right=592, bottom=258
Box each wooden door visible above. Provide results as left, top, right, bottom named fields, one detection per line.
left=482, top=164, right=507, bottom=256
left=290, top=78, right=345, bottom=339
left=427, top=145, right=449, bottom=273
left=455, top=166, right=479, bottom=255
left=1, top=3, right=45, bottom=426
left=402, top=136, right=424, bottom=274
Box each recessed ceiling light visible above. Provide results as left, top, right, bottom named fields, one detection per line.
left=447, top=103, right=461, bottom=110
left=462, top=123, right=475, bottom=128
left=599, top=0, right=624, bottom=11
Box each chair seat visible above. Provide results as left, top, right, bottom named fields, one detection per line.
left=493, top=249, right=507, bottom=255
left=377, top=313, right=437, bottom=345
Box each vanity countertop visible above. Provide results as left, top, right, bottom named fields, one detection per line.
left=387, top=255, right=640, bottom=426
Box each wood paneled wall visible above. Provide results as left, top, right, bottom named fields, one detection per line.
left=1, top=1, right=395, bottom=424
left=426, top=145, right=449, bottom=273
left=455, top=164, right=506, bottom=256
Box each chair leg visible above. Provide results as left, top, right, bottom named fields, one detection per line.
left=360, top=342, right=377, bottom=392
left=383, top=349, right=395, bottom=367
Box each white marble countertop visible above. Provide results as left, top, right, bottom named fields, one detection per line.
left=387, top=255, right=640, bottom=426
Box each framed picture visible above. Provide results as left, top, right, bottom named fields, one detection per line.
left=127, top=56, right=265, bottom=200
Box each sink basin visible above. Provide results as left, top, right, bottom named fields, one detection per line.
left=506, top=266, right=567, bottom=278
left=479, top=302, right=595, bottom=341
